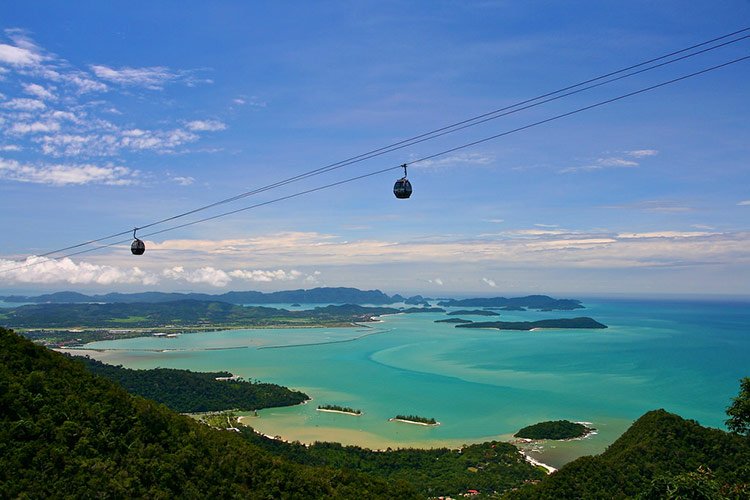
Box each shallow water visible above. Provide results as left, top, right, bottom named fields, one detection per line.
left=82, top=298, right=750, bottom=467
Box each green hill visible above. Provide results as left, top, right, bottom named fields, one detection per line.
left=0, top=327, right=416, bottom=498
left=508, top=410, right=750, bottom=499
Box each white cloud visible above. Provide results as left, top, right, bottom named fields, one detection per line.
left=233, top=97, right=246, bottom=105
left=560, top=150, right=656, bottom=174
left=0, top=157, right=137, bottom=185
left=163, top=266, right=232, bottom=287
left=617, top=231, right=716, bottom=239
left=626, top=149, right=658, bottom=158
left=172, top=176, right=195, bottom=186
left=0, top=42, right=42, bottom=66
left=482, top=277, right=497, bottom=287
left=23, top=82, right=55, bottom=100
left=415, top=152, right=494, bottom=169
left=90, top=64, right=180, bottom=89
left=483, top=218, right=504, bottom=224
left=0, top=144, right=21, bottom=151
left=228, top=269, right=303, bottom=282
left=0, top=256, right=158, bottom=285
left=9, top=121, right=61, bottom=134
left=3, top=97, right=45, bottom=111
left=428, top=277, right=444, bottom=286
left=185, top=119, right=226, bottom=132
left=738, top=200, right=750, bottom=206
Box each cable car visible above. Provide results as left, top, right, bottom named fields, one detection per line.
left=131, top=228, right=145, bottom=255
left=393, top=164, right=412, bottom=199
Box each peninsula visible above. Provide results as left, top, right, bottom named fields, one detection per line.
left=455, top=317, right=607, bottom=331
left=447, top=309, right=499, bottom=316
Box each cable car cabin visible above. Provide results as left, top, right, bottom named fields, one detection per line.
left=131, top=238, right=145, bottom=255
left=393, top=177, right=412, bottom=199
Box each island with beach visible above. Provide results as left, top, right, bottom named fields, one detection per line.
left=389, top=414, right=440, bottom=426
left=317, top=404, right=362, bottom=416
left=515, top=420, right=596, bottom=440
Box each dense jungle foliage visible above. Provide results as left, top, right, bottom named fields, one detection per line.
left=0, top=327, right=417, bottom=498
left=77, top=356, right=309, bottom=413
left=514, top=420, right=593, bottom=440
left=509, top=410, right=750, bottom=499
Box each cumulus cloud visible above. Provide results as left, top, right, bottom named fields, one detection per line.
left=23, top=82, right=55, bottom=100
left=3, top=97, right=46, bottom=111
left=0, top=256, right=159, bottom=285
left=0, top=31, right=223, bottom=181
left=0, top=157, right=137, bottom=185
left=0, top=42, right=43, bottom=66
left=163, top=266, right=232, bottom=287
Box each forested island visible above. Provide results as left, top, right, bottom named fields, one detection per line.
left=447, top=309, right=499, bottom=316
left=317, top=405, right=362, bottom=415
left=390, top=415, right=439, bottom=426
left=438, top=295, right=584, bottom=310
left=435, top=318, right=473, bottom=324
left=515, top=420, right=595, bottom=440
left=2, top=327, right=750, bottom=498
left=77, top=356, right=309, bottom=413
left=456, top=317, right=607, bottom=331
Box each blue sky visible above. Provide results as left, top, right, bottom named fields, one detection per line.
left=0, top=1, right=748, bottom=297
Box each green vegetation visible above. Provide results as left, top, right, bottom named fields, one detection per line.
left=317, top=404, right=362, bottom=415
left=435, top=318, right=473, bottom=324
left=438, top=295, right=584, bottom=310
left=447, top=309, right=500, bottom=316
left=456, top=317, right=607, bottom=331
left=509, top=410, right=750, bottom=499
left=6, top=301, right=399, bottom=346
left=0, top=327, right=416, bottom=498
left=392, top=415, right=438, bottom=425
left=726, top=376, right=750, bottom=436
left=77, top=356, right=308, bottom=413
left=514, top=420, right=593, bottom=440
left=239, top=432, right=546, bottom=497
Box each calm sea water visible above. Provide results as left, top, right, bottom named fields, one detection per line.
left=81, top=298, right=750, bottom=467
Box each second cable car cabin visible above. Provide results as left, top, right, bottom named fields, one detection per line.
left=393, top=164, right=412, bottom=199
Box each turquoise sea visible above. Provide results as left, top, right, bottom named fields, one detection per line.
left=80, top=298, right=750, bottom=468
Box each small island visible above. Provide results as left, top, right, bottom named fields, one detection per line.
left=447, top=309, right=499, bottom=316
left=401, top=307, right=446, bottom=313
left=455, top=317, right=607, bottom=331
left=317, top=404, right=362, bottom=416
left=435, top=318, right=473, bottom=324
left=389, top=414, right=439, bottom=426
left=515, top=420, right=595, bottom=440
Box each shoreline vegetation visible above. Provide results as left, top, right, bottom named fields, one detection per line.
left=389, top=414, right=439, bottom=426
left=317, top=404, right=362, bottom=416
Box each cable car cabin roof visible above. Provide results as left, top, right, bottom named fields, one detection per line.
left=393, top=177, right=412, bottom=199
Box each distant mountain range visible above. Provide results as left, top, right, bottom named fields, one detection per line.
left=1, top=287, right=583, bottom=310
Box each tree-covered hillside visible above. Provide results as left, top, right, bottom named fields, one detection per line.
left=508, top=410, right=750, bottom=499
left=77, top=356, right=309, bottom=413
left=0, top=327, right=417, bottom=498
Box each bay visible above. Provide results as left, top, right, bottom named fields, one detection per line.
left=80, top=298, right=750, bottom=468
